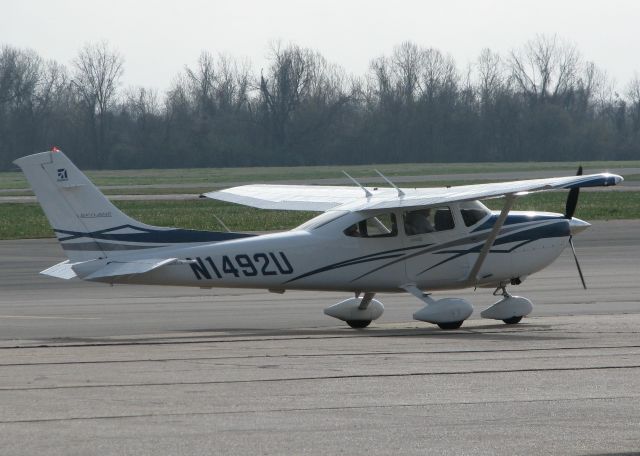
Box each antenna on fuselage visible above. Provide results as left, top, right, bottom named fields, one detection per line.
left=374, top=169, right=405, bottom=197
left=342, top=171, right=372, bottom=197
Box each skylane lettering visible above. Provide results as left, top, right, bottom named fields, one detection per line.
left=186, top=252, right=293, bottom=280
left=79, top=212, right=112, bottom=219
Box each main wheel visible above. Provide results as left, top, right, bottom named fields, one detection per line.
left=346, top=320, right=372, bottom=329
left=503, top=316, right=523, bottom=325
left=437, top=320, right=464, bottom=330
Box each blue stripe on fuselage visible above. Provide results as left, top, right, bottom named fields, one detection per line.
left=493, top=219, right=569, bottom=247
left=472, top=213, right=562, bottom=233
left=55, top=224, right=255, bottom=244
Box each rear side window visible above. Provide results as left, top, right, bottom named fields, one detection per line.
left=404, top=207, right=455, bottom=235
left=344, top=213, right=398, bottom=238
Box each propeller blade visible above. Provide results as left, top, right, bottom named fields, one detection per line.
left=564, top=166, right=583, bottom=219
left=565, top=188, right=579, bottom=219
left=569, top=236, right=587, bottom=289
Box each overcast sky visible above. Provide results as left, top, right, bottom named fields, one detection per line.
left=2, top=0, right=639, bottom=92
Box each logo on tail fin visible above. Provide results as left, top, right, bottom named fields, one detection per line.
left=57, top=168, right=68, bottom=181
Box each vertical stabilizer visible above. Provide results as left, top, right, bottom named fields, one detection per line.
left=13, top=150, right=150, bottom=261
left=14, top=150, right=253, bottom=263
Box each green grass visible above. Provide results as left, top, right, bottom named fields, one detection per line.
left=0, top=201, right=316, bottom=240
left=2, top=160, right=639, bottom=190
left=2, top=192, right=638, bottom=240
left=484, top=191, right=640, bottom=219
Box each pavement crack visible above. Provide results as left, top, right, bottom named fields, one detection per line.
left=3, top=344, right=640, bottom=367
left=1, top=394, right=638, bottom=425
left=1, top=364, right=640, bottom=391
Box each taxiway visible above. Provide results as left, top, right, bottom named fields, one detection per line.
left=0, top=221, right=639, bottom=455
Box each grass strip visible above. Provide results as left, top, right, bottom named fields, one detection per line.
left=2, top=160, right=638, bottom=190
left=1, top=192, right=638, bottom=240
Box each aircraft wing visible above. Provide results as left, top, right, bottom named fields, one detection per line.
left=202, top=184, right=397, bottom=211
left=202, top=173, right=623, bottom=212
left=349, top=172, right=623, bottom=211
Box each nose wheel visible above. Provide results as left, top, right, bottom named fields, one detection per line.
left=495, top=286, right=522, bottom=325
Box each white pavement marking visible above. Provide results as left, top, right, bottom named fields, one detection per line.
left=0, top=315, right=100, bottom=320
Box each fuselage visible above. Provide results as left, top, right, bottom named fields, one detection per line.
left=97, top=202, right=577, bottom=293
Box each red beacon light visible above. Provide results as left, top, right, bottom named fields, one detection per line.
left=51, top=146, right=61, bottom=152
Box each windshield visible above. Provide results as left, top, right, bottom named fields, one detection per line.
left=294, top=211, right=349, bottom=231
left=459, top=201, right=491, bottom=227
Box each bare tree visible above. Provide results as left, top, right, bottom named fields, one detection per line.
left=391, top=42, right=423, bottom=103
left=185, top=51, right=217, bottom=116
left=476, top=48, right=505, bottom=103
left=73, top=41, right=124, bottom=165
left=418, top=48, right=458, bottom=101
left=627, top=73, right=640, bottom=131
left=509, top=34, right=581, bottom=103
left=0, top=46, right=42, bottom=109
left=125, top=87, right=159, bottom=121
left=368, top=55, right=394, bottom=105
left=259, top=42, right=315, bottom=147
left=216, top=54, right=251, bottom=112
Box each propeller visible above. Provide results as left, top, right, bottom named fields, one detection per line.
left=564, top=165, right=582, bottom=219
left=565, top=166, right=587, bottom=289
left=569, top=237, right=587, bottom=289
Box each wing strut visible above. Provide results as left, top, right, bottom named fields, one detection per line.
left=465, top=193, right=517, bottom=286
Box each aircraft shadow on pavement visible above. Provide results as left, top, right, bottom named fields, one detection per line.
left=168, top=321, right=572, bottom=343
left=21, top=323, right=573, bottom=347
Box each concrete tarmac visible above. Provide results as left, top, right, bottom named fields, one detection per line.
left=1, top=221, right=640, bottom=455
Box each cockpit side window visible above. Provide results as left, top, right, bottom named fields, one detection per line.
left=344, top=213, right=398, bottom=238
left=459, top=201, right=491, bottom=227
left=404, top=207, right=455, bottom=235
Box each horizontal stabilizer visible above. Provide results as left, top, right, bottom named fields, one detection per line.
left=40, top=260, right=78, bottom=279
left=73, top=257, right=180, bottom=280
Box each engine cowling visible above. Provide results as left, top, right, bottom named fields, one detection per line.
left=413, top=298, right=473, bottom=324
left=480, top=295, right=532, bottom=320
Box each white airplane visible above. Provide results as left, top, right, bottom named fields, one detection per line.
left=14, top=149, right=623, bottom=329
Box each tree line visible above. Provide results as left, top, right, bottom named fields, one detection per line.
left=1, top=36, right=639, bottom=171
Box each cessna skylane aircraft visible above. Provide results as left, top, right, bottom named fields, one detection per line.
left=14, top=149, right=623, bottom=329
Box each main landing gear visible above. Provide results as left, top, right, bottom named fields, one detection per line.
left=480, top=285, right=532, bottom=325
left=324, top=284, right=532, bottom=330
left=323, top=292, right=384, bottom=329
left=346, top=319, right=372, bottom=329
left=436, top=320, right=465, bottom=330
